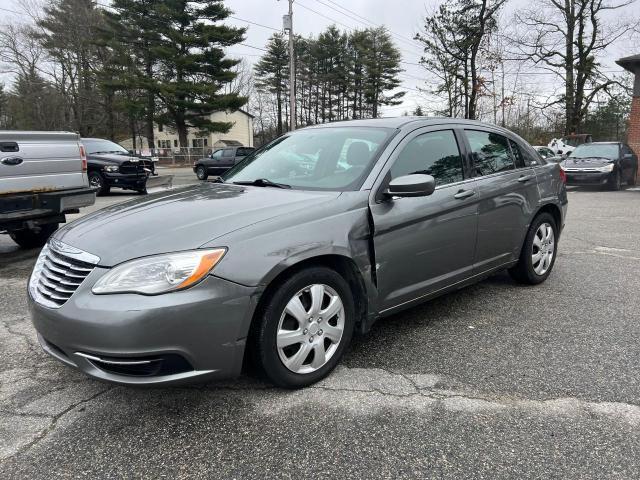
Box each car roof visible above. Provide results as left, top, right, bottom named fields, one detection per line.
left=302, top=116, right=513, bottom=131
left=585, top=141, right=620, bottom=145
left=80, top=137, right=116, bottom=141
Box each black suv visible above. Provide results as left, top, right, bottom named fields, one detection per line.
left=193, top=146, right=255, bottom=180
left=560, top=142, right=638, bottom=190
left=81, top=138, right=156, bottom=195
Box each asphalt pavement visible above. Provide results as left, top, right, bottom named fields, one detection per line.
left=1, top=179, right=639, bottom=479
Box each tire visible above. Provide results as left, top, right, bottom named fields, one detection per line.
left=9, top=223, right=59, bottom=249
left=251, top=266, right=355, bottom=388
left=628, top=168, right=637, bottom=186
left=608, top=169, right=621, bottom=191
left=88, top=171, right=110, bottom=196
left=196, top=165, right=208, bottom=180
left=509, top=213, right=558, bottom=285
left=137, top=187, right=148, bottom=195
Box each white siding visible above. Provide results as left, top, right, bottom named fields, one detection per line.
left=150, top=110, right=253, bottom=149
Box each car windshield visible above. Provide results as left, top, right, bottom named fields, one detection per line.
left=222, top=127, right=393, bottom=191
left=569, top=144, right=618, bottom=159
left=82, top=139, right=128, bottom=155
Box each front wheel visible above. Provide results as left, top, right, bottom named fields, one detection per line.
left=628, top=168, right=637, bottom=186
left=608, top=169, right=621, bottom=191
left=10, top=223, right=59, bottom=249
left=252, top=267, right=355, bottom=388
left=195, top=165, right=208, bottom=180
left=88, top=171, right=110, bottom=196
left=509, top=213, right=557, bottom=285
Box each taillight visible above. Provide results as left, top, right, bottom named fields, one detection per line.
left=79, top=144, right=87, bottom=172
left=559, top=168, right=567, bottom=184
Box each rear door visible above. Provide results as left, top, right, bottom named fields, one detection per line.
left=462, top=129, right=539, bottom=273
left=370, top=127, right=479, bottom=311
left=0, top=131, right=86, bottom=195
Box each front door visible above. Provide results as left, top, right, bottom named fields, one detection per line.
left=370, top=128, right=479, bottom=312
left=462, top=129, right=540, bottom=272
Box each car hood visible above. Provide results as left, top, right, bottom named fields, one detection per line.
left=88, top=153, right=147, bottom=165
left=562, top=157, right=614, bottom=168
left=53, top=183, right=340, bottom=266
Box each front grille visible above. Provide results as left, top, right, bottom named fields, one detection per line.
left=120, top=160, right=153, bottom=175
left=30, top=241, right=99, bottom=308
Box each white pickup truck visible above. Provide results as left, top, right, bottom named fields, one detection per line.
left=0, top=131, right=96, bottom=248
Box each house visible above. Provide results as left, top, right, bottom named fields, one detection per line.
left=120, top=109, right=254, bottom=152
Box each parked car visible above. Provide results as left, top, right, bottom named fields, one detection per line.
left=29, top=118, right=567, bottom=388
left=0, top=131, right=95, bottom=248
left=193, top=146, right=256, bottom=179
left=560, top=141, right=638, bottom=190
left=548, top=133, right=592, bottom=156
left=82, top=138, right=156, bottom=195
left=534, top=146, right=563, bottom=163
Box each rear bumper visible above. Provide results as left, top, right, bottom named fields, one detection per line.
left=0, top=187, right=96, bottom=230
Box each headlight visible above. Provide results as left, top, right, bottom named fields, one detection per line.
left=596, top=164, right=614, bottom=172
left=92, top=248, right=226, bottom=295
left=103, top=165, right=119, bottom=173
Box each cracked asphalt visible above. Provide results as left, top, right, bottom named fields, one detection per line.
left=1, top=182, right=639, bottom=479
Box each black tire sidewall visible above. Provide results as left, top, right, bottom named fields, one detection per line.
left=519, top=213, right=558, bottom=284
left=610, top=169, right=621, bottom=190
left=9, top=223, right=58, bottom=249
left=196, top=166, right=207, bottom=180
left=89, top=171, right=107, bottom=195
left=254, top=267, right=355, bottom=388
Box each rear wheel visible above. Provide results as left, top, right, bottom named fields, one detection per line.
left=196, top=165, right=208, bottom=180
left=88, top=171, right=110, bottom=196
left=252, top=267, right=355, bottom=388
left=10, top=223, right=59, bottom=249
left=509, top=213, right=557, bottom=285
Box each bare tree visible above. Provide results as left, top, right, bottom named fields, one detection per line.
left=514, top=0, right=640, bottom=134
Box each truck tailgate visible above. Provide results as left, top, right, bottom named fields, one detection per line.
left=0, top=131, right=88, bottom=195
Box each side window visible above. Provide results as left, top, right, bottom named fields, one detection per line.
left=211, top=150, right=223, bottom=159
left=222, top=149, right=234, bottom=158
left=390, top=130, right=464, bottom=186
left=466, top=130, right=515, bottom=176
left=508, top=139, right=528, bottom=168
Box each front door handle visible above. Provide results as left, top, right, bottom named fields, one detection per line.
left=518, top=174, right=535, bottom=183
left=1, top=156, right=23, bottom=166
left=454, top=189, right=475, bottom=199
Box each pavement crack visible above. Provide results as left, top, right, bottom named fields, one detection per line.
left=2, top=385, right=116, bottom=462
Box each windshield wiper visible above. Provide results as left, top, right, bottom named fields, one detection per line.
left=232, top=178, right=291, bottom=189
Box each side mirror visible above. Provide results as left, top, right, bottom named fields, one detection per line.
left=386, top=174, right=436, bottom=198
left=623, top=153, right=633, bottom=159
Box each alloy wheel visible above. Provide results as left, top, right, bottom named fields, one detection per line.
left=276, top=284, right=345, bottom=374
left=89, top=174, right=102, bottom=189
left=532, top=222, right=555, bottom=276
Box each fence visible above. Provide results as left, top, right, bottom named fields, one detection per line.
left=131, top=147, right=209, bottom=167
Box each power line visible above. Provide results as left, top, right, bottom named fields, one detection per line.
left=229, top=16, right=280, bottom=32
left=316, top=0, right=422, bottom=51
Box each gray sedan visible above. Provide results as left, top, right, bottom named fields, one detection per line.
left=28, top=118, right=567, bottom=388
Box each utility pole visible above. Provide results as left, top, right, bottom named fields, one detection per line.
left=282, top=0, right=296, bottom=130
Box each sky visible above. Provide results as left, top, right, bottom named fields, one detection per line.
left=1, top=0, right=638, bottom=116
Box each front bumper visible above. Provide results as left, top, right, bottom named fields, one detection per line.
left=565, top=171, right=611, bottom=185
left=103, top=172, right=149, bottom=190
left=29, top=270, right=259, bottom=385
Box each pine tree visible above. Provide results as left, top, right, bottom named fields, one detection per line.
left=150, top=0, right=247, bottom=147
left=254, top=34, right=289, bottom=136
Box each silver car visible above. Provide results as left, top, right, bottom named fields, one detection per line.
left=29, top=118, right=568, bottom=388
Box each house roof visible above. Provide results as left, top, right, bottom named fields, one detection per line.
left=616, top=54, right=640, bottom=72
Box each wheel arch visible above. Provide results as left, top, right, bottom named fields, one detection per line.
left=535, top=203, right=562, bottom=236
left=244, top=254, right=369, bottom=364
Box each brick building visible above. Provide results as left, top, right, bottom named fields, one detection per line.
left=617, top=54, right=640, bottom=182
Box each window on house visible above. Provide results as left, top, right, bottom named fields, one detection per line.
left=174, top=140, right=178, bottom=148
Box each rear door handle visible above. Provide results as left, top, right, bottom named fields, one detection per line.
left=518, top=175, right=535, bottom=183
left=1, top=156, right=23, bottom=166
left=454, top=189, right=475, bottom=199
